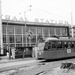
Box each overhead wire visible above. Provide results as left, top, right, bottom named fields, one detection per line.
left=19, top=0, right=30, bottom=6
left=31, top=6, right=69, bottom=20
left=20, top=0, right=69, bottom=20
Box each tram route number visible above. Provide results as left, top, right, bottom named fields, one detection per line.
left=67, top=49, right=71, bottom=53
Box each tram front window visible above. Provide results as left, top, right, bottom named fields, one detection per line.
left=38, top=43, right=45, bottom=51
left=44, top=41, right=51, bottom=50
left=44, top=42, right=49, bottom=50
left=57, top=42, right=62, bottom=49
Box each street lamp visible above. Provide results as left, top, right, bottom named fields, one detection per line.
left=7, top=20, right=11, bottom=59
left=0, top=0, right=3, bottom=54
left=19, top=9, right=31, bottom=47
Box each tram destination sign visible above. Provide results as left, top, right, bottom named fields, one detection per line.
left=2, top=15, right=69, bottom=25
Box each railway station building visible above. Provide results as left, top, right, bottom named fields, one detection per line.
left=0, top=18, right=70, bottom=55
left=70, top=26, right=75, bottom=37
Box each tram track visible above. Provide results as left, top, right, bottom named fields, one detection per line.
left=0, top=59, right=53, bottom=75
left=35, top=58, right=75, bottom=75
left=0, top=60, right=45, bottom=75
left=35, top=62, right=59, bottom=75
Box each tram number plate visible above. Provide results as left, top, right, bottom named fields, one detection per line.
left=67, top=49, right=71, bottom=53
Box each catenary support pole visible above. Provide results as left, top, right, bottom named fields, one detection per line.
left=0, top=0, right=3, bottom=54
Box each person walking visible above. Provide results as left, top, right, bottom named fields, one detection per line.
left=6, top=51, right=9, bottom=59
left=35, top=46, right=38, bottom=59
left=32, top=46, right=35, bottom=58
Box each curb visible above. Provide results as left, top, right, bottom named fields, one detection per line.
left=0, top=57, right=35, bottom=64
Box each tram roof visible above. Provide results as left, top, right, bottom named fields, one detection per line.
left=45, top=37, right=75, bottom=42
left=45, top=37, right=58, bottom=42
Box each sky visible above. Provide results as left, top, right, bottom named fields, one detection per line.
left=1, top=0, right=75, bottom=25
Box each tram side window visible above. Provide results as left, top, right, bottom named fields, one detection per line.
left=68, top=42, right=71, bottom=48
left=52, top=41, right=56, bottom=49
left=63, top=41, right=75, bottom=49
left=48, top=41, right=51, bottom=49
left=63, top=42, right=68, bottom=48
left=71, top=42, right=75, bottom=48
left=57, top=41, right=62, bottom=49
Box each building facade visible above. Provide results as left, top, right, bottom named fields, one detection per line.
left=1, top=19, right=70, bottom=54
left=70, top=26, right=75, bottom=37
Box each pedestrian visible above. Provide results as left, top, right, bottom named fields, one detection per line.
left=6, top=51, right=9, bottom=59
left=32, top=46, right=35, bottom=58
left=35, top=46, right=38, bottom=59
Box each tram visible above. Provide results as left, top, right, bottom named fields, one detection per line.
left=37, top=37, right=75, bottom=60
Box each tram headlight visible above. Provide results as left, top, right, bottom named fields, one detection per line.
left=39, top=53, right=42, bottom=55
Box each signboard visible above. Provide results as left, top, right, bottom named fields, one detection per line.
left=67, top=49, right=71, bottom=53
left=27, top=30, right=34, bottom=39
left=59, top=37, right=69, bottom=39
left=2, top=15, right=69, bottom=25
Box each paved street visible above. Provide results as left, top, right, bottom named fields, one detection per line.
left=12, top=58, right=75, bottom=75
left=0, top=57, right=39, bottom=72
left=1, top=57, right=75, bottom=75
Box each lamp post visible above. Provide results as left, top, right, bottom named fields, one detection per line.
left=19, top=9, right=31, bottom=58
left=0, top=0, right=3, bottom=54
left=24, top=9, right=31, bottom=47
left=6, top=19, right=11, bottom=59
left=19, top=9, right=31, bottom=47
